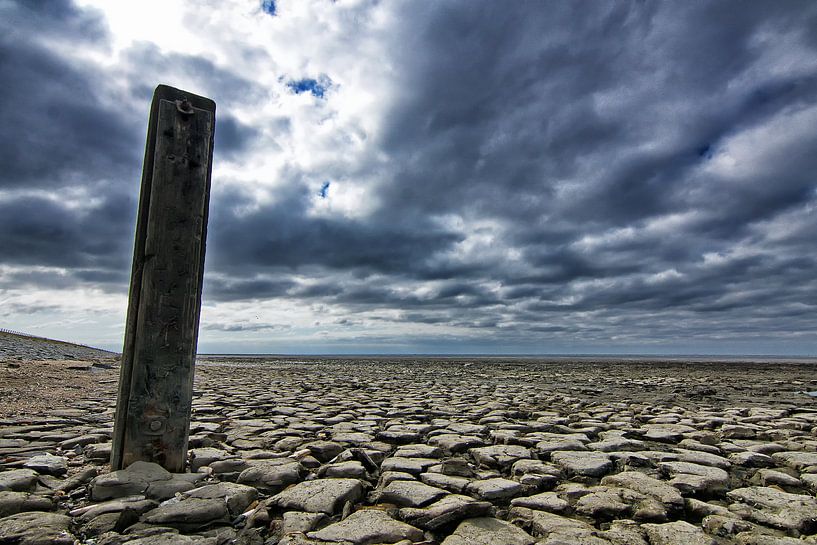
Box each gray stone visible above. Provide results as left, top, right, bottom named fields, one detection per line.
left=0, top=511, right=75, bottom=545
left=0, top=491, right=52, bottom=517
left=574, top=486, right=642, bottom=519
left=602, top=471, right=684, bottom=510
left=772, top=451, right=817, bottom=470
left=379, top=480, right=448, bottom=507
left=730, top=451, right=775, bottom=468
left=189, top=447, right=234, bottom=472
left=22, top=454, right=67, bottom=476
left=701, top=514, right=755, bottom=538
left=0, top=469, right=39, bottom=492
left=307, top=508, right=423, bottom=543
left=641, top=424, right=696, bottom=443
left=509, top=507, right=608, bottom=544
left=536, top=438, right=588, bottom=454
left=322, top=460, right=368, bottom=479
left=802, top=473, right=817, bottom=494
left=588, top=437, right=645, bottom=452
left=752, top=469, right=801, bottom=488
left=466, top=477, right=523, bottom=500
left=90, top=461, right=172, bottom=501
left=281, top=511, right=329, bottom=533
left=726, top=486, right=817, bottom=532
left=641, top=520, right=716, bottom=545
left=83, top=442, right=112, bottom=461
left=237, top=460, right=303, bottom=493
left=602, top=519, right=649, bottom=545
left=394, top=444, right=441, bottom=459
left=441, top=517, right=535, bottom=545
left=302, top=440, right=344, bottom=463
left=658, top=461, right=730, bottom=495
left=672, top=448, right=731, bottom=470
left=145, top=477, right=196, bottom=501
left=420, top=472, right=471, bottom=493
left=428, top=434, right=486, bottom=453
left=399, top=494, right=492, bottom=530
left=470, top=444, right=531, bottom=468
left=381, top=457, right=438, bottom=475
left=140, top=497, right=229, bottom=531
left=734, top=532, right=811, bottom=544
left=551, top=451, right=613, bottom=477
left=273, top=478, right=364, bottom=514
left=510, top=491, right=570, bottom=513
left=72, top=497, right=157, bottom=522
left=186, top=482, right=258, bottom=517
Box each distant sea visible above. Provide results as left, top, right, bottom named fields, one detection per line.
left=197, top=353, right=817, bottom=364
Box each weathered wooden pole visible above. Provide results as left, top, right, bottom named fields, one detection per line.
left=111, top=85, right=215, bottom=472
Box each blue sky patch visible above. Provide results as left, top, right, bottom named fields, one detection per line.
left=319, top=181, right=331, bottom=198
left=261, top=0, right=276, bottom=16
left=287, top=76, right=331, bottom=99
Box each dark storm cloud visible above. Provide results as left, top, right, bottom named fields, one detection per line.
left=3, top=0, right=817, bottom=352
left=199, top=1, right=817, bottom=350
left=0, top=4, right=141, bottom=189
left=0, top=0, right=265, bottom=297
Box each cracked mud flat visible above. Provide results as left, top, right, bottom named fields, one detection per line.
left=1, top=353, right=816, bottom=544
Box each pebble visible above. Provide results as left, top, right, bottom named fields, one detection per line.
left=306, top=508, right=424, bottom=543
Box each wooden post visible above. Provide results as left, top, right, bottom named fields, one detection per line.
left=111, top=85, right=215, bottom=472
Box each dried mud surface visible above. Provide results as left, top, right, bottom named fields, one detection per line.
left=1, top=353, right=816, bottom=544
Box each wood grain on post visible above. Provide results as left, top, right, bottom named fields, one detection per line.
left=111, top=85, right=215, bottom=472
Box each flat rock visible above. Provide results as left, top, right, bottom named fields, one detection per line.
left=641, top=424, right=696, bottom=443
left=734, top=532, right=810, bottom=544
left=466, top=477, right=523, bottom=501
left=72, top=497, right=157, bottom=523
left=399, top=494, right=492, bottom=530
left=729, top=451, right=775, bottom=468
left=379, top=479, right=448, bottom=507
left=307, top=508, right=423, bottom=544
left=22, top=454, right=68, bottom=476
left=322, top=460, right=368, bottom=479
left=0, top=511, right=75, bottom=544
left=470, top=445, right=531, bottom=468
left=0, top=469, right=39, bottom=492
left=237, top=459, right=303, bottom=492
left=602, top=471, right=684, bottom=510
left=273, top=478, right=364, bottom=514
left=772, top=451, right=817, bottom=470
left=188, top=447, right=234, bottom=472
left=144, top=476, right=197, bottom=501
left=281, top=511, right=329, bottom=533
left=441, top=517, right=535, bottom=545
left=428, top=434, right=486, bottom=453
left=551, top=451, right=613, bottom=477
left=727, top=486, right=817, bottom=532
left=510, top=491, right=570, bottom=513
left=140, top=497, right=229, bottom=531
left=0, top=491, right=52, bottom=517
left=420, top=472, right=471, bottom=493
left=185, top=482, right=258, bottom=517
left=509, top=507, right=608, bottom=544
left=90, top=461, right=172, bottom=501
left=641, top=520, right=716, bottom=545
left=381, top=457, right=438, bottom=475
left=658, top=461, right=730, bottom=495
left=574, top=486, right=643, bottom=519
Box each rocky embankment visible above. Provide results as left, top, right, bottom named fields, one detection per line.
left=1, top=354, right=817, bottom=544
left=0, top=331, right=115, bottom=362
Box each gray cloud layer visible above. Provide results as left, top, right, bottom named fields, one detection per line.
left=2, top=0, right=816, bottom=354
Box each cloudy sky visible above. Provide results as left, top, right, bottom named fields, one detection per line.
left=1, top=0, right=816, bottom=355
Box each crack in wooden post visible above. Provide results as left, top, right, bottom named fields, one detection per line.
left=111, top=85, right=215, bottom=472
